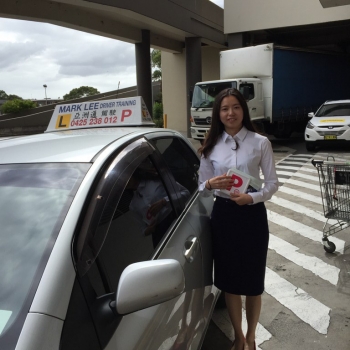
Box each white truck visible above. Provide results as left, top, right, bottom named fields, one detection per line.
left=190, top=43, right=350, bottom=142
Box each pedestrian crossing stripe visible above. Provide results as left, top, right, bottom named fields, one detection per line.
left=265, top=268, right=330, bottom=335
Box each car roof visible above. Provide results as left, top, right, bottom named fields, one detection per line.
left=324, top=99, right=350, bottom=105
left=0, top=127, right=159, bottom=164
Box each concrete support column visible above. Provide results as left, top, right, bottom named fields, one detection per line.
left=186, top=37, right=202, bottom=137
left=135, top=30, right=153, bottom=116
left=227, top=33, right=250, bottom=49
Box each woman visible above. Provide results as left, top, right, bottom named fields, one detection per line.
left=198, top=88, right=278, bottom=350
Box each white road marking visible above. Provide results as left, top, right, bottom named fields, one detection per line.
left=283, top=178, right=321, bottom=191
left=269, top=196, right=338, bottom=225
left=288, top=154, right=313, bottom=157
left=278, top=161, right=308, bottom=166
left=276, top=165, right=317, bottom=173
left=276, top=171, right=319, bottom=182
left=267, top=209, right=345, bottom=253
left=265, top=268, right=330, bottom=335
left=212, top=307, right=271, bottom=350
left=269, top=234, right=340, bottom=285
left=278, top=186, right=322, bottom=204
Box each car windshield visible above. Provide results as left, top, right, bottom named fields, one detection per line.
left=192, top=81, right=236, bottom=109
left=316, top=103, right=350, bottom=117
left=0, top=163, right=89, bottom=344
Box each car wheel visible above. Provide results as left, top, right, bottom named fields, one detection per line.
left=305, top=142, right=316, bottom=152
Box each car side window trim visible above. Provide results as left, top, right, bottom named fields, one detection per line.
left=75, top=138, right=155, bottom=276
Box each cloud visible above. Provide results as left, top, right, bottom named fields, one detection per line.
left=0, top=1, right=222, bottom=100
left=0, top=41, right=45, bottom=70
left=0, top=18, right=136, bottom=99
left=53, top=41, right=135, bottom=77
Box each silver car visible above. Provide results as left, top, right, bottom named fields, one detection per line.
left=0, top=99, right=218, bottom=350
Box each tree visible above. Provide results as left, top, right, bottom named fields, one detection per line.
left=1, top=99, right=37, bottom=114
left=63, top=86, right=100, bottom=101
left=0, top=90, right=8, bottom=100
left=151, top=49, right=162, bottom=82
left=7, top=94, right=23, bottom=100
left=151, top=49, right=163, bottom=126
left=152, top=102, right=163, bottom=128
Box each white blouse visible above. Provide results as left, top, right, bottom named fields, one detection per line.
left=198, top=127, right=279, bottom=204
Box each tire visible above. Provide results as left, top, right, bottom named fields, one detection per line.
left=305, top=142, right=316, bottom=152
left=323, top=241, right=336, bottom=253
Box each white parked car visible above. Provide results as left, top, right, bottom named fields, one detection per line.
left=0, top=97, right=218, bottom=350
left=304, top=99, right=350, bottom=151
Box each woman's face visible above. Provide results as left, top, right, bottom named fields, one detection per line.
left=219, top=95, right=243, bottom=135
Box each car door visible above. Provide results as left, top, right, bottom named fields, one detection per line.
left=73, top=136, right=210, bottom=350
left=147, top=133, right=216, bottom=348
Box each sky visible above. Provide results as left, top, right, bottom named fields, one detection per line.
left=0, top=0, right=224, bottom=101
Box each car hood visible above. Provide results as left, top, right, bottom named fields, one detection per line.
left=0, top=127, right=155, bottom=163
left=311, top=116, right=350, bottom=127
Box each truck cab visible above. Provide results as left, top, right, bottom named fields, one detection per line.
left=190, top=78, right=264, bottom=142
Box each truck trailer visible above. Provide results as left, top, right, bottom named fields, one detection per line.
left=190, top=43, right=350, bottom=141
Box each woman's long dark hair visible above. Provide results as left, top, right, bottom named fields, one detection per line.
left=199, top=88, right=257, bottom=158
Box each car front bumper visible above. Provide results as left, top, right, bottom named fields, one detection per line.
left=305, top=127, right=350, bottom=144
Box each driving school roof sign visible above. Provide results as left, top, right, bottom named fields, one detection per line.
left=46, top=96, right=154, bottom=132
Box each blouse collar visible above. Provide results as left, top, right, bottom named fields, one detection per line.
left=221, top=126, right=248, bottom=143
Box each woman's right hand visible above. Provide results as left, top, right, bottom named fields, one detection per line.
left=207, top=174, right=234, bottom=190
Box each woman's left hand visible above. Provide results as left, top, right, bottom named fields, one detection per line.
left=230, top=193, right=253, bottom=206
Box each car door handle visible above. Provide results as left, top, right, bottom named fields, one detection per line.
left=252, top=108, right=256, bottom=111
left=183, top=236, right=199, bottom=263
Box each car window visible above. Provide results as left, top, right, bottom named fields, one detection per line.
left=0, top=164, right=89, bottom=350
left=95, top=157, right=177, bottom=293
left=239, top=83, right=255, bottom=100
left=74, top=142, right=180, bottom=348
left=192, top=81, right=236, bottom=108
left=316, top=103, right=350, bottom=117
left=149, top=137, right=199, bottom=207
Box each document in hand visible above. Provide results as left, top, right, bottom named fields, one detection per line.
left=221, top=168, right=263, bottom=195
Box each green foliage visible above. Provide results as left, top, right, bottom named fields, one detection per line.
left=151, top=49, right=162, bottom=82
left=154, top=91, right=162, bottom=104
left=7, top=94, right=22, bottom=100
left=1, top=99, right=37, bottom=114
left=0, top=90, right=23, bottom=100
left=0, top=90, right=8, bottom=100
left=152, top=70, right=162, bottom=82
left=151, top=50, right=161, bottom=69
left=153, top=102, right=163, bottom=128
left=63, top=86, right=100, bottom=101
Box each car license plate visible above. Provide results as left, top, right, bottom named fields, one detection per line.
left=324, top=135, right=337, bottom=140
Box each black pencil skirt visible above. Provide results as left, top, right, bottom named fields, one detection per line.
left=210, top=196, right=269, bottom=296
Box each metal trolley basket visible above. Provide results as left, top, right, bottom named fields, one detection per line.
left=312, top=157, right=350, bottom=253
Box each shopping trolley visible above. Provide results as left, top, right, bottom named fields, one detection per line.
left=312, top=157, right=350, bottom=253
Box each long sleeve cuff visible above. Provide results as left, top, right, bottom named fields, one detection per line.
left=198, top=180, right=213, bottom=197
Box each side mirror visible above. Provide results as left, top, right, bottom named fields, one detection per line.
left=308, top=112, right=315, bottom=118
left=115, top=259, right=185, bottom=315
